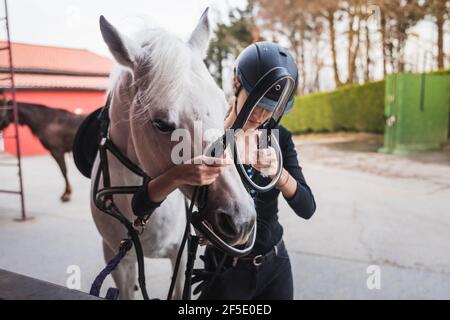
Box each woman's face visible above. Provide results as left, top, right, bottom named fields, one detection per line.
left=235, top=88, right=273, bottom=130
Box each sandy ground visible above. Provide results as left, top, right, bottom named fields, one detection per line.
left=0, top=133, right=449, bottom=299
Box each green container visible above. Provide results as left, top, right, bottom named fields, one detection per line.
left=379, top=73, right=450, bottom=154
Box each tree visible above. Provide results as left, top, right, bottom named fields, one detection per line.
left=214, top=0, right=447, bottom=93
left=342, top=0, right=364, bottom=84
left=252, top=0, right=313, bottom=93
left=254, top=0, right=352, bottom=90
left=205, top=5, right=257, bottom=87
left=424, top=0, right=449, bottom=69
left=310, top=0, right=345, bottom=87
left=375, top=0, right=426, bottom=73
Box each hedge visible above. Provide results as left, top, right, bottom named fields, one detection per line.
left=281, top=69, right=450, bottom=135
left=281, top=80, right=385, bottom=134
left=429, top=69, right=450, bottom=76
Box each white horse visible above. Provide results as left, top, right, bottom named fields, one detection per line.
left=90, top=9, right=256, bottom=300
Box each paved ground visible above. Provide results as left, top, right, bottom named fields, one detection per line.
left=1, top=133, right=449, bottom=299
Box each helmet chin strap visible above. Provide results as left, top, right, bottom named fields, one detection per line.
left=233, top=83, right=243, bottom=118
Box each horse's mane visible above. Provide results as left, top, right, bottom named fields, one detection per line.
left=110, top=27, right=201, bottom=122
left=10, top=101, right=79, bottom=116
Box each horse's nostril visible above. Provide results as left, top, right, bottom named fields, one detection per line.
left=217, top=212, right=239, bottom=238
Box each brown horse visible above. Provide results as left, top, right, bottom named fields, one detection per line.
left=0, top=100, right=87, bottom=202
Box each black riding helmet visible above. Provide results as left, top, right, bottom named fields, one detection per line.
left=234, top=41, right=298, bottom=114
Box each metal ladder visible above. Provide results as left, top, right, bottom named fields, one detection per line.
left=0, top=0, right=29, bottom=221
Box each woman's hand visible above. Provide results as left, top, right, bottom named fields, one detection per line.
left=234, top=129, right=259, bottom=165
left=234, top=129, right=279, bottom=177
left=173, top=155, right=233, bottom=186
left=253, top=147, right=278, bottom=177
left=146, top=155, right=232, bottom=203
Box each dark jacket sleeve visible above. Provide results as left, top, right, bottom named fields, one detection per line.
left=279, top=126, right=316, bottom=219
left=131, top=182, right=163, bottom=217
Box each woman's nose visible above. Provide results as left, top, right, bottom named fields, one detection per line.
left=254, top=107, right=270, bottom=119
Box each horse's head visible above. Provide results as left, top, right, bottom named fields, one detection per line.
left=0, top=101, right=13, bottom=131
left=99, top=9, right=256, bottom=246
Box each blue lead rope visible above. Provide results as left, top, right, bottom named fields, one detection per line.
left=89, top=238, right=133, bottom=299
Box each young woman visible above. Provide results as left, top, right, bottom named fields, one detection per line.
left=194, top=42, right=316, bottom=300
left=132, top=41, right=316, bottom=300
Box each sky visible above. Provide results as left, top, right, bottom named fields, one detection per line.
left=2, top=0, right=247, bottom=57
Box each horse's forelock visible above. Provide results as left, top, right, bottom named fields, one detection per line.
left=129, top=28, right=193, bottom=121
left=109, top=26, right=223, bottom=131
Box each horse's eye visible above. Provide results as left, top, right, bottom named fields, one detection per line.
left=152, top=119, right=175, bottom=133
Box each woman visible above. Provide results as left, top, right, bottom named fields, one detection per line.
left=194, top=42, right=316, bottom=300
left=132, top=42, right=316, bottom=300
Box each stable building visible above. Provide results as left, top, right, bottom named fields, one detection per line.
left=0, top=42, right=111, bottom=156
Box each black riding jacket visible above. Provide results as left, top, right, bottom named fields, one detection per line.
left=132, top=125, right=316, bottom=255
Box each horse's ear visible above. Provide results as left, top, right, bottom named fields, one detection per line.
left=99, top=15, right=140, bottom=70
left=188, top=7, right=211, bottom=59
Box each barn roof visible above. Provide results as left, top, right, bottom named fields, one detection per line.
left=0, top=42, right=112, bottom=91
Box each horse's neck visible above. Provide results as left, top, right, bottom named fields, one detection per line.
left=17, top=104, right=42, bottom=135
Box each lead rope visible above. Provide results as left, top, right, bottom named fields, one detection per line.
left=89, top=238, right=133, bottom=299
left=167, top=187, right=200, bottom=300
left=91, top=142, right=151, bottom=300
left=182, top=233, right=199, bottom=299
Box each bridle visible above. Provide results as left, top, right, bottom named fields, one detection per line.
left=90, top=95, right=256, bottom=300
left=89, top=66, right=296, bottom=300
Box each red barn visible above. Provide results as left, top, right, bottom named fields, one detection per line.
left=0, top=42, right=112, bottom=156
